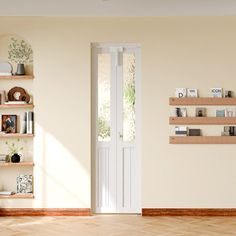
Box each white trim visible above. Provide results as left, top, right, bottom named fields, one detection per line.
left=92, top=42, right=141, bottom=49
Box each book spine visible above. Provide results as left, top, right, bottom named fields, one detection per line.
left=26, top=111, right=34, bottom=134
left=21, top=112, right=27, bottom=134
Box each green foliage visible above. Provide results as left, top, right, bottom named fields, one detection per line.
left=8, top=37, right=33, bottom=64
left=98, top=116, right=110, bottom=139
left=5, top=138, right=23, bottom=156
left=124, top=59, right=135, bottom=109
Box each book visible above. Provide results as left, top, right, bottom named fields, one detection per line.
left=0, top=191, right=15, bottom=195
left=175, top=126, right=188, bottom=136
left=0, top=90, right=7, bottom=104
left=0, top=72, right=12, bottom=76
left=26, top=111, right=34, bottom=134
left=211, top=88, right=222, bottom=98
left=189, top=129, right=201, bottom=136
left=175, top=88, right=187, bottom=98
left=187, top=88, right=198, bottom=97
left=4, top=101, right=27, bottom=105
left=21, top=112, right=27, bottom=134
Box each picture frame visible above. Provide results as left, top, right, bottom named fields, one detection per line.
left=211, top=88, right=222, bottom=98
left=187, top=88, right=198, bottom=98
left=2, top=115, right=17, bottom=133
left=175, top=88, right=187, bottom=98
left=195, top=107, right=206, bottom=117
left=17, top=174, right=33, bottom=194
left=216, top=109, right=225, bottom=117
left=175, top=107, right=187, bottom=117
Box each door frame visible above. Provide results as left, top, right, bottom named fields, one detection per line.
left=91, top=43, right=142, bottom=213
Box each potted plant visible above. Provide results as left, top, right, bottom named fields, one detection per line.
left=5, top=139, right=23, bottom=163
left=8, top=37, right=33, bottom=75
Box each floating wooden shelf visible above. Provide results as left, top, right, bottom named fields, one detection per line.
left=169, top=117, right=236, bottom=125
left=0, top=134, right=34, bottom=138
left=169, top=97, right=236, bottom=106
left=170, top=136, right=236, bottom=144
left=0, top=194, right=34, bottom=199
left=0, top=104, right=34, bottom=108
left=0, top=75, right=34, bottom=80
left=0, top=162, right=34, bottom=167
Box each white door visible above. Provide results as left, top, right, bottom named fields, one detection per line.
left=92, top=43, right=141, bottom=213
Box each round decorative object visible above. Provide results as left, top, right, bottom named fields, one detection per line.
left=11, top=153, right=21, bottom=163
left=8, top=87, right=30, bottom=103
left=19, top=93, right=30, bottom=103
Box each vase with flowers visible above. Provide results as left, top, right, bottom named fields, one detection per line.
left=8, top=37, right=33, bottom=75
left=5, top=138, right=23, bottom=163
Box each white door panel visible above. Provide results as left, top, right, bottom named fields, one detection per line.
left=92, top=44, right=141, bottom=213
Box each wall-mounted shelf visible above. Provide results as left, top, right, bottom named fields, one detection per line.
left=169, top=117, right=236, bottom=125
left=0, top=134, right=34, bottom=138
left=169, top=97, right=236, bottom=106
left=0, top=75, right=34, bottom=80
left=170, top=136, right=236, bottom=144
left=0, top=162, right=34, bottom=167
left=0, top=104, right=34, bottom=109
left=0, top=194, right=34, bottom=199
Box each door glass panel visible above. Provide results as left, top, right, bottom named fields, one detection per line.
left=98, top=53, right=111, bottom=141
left=123, top=53, right=135, bottom=142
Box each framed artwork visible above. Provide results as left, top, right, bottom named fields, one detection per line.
left=2, top=115, right=17, bottom=133
left=17, top=174, right=33, bottom=194
left=195, top=107, right=206, bottom=117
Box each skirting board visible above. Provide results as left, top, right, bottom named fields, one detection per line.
left=0, top=208, right=91, bottom=216
left=142, top=208, right=236, bottom=216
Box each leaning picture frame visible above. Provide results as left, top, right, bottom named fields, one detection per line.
left=2, top=115, right=17, bottom=133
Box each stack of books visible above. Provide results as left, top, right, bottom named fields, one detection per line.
left=0, top=191, right=15, bottom=196
left=0, top=154, right=6, bottom=163
left=4, top=101, right=27, bottom=105
left=0, top=73, right=12, bottom=76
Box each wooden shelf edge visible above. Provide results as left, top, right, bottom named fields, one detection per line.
left=0, top=162, right=34, bottom=167
left=0, top=75, right=34, bottom=80
left=170, top=136, right=236, bottom=144
left=169, top=117, right=236, bottom=125
left=169, top=97, right=236, bottom=105
left=0, top=134, right=34, bottom=138
left=0, top=104, right=34, bottom=108
left=0, top=194, right=34, bottom=199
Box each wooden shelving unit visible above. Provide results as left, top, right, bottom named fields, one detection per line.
left=170, top=136, right=236, bottom=144
left=0, top=104, right=34, bottom=108
left=0, top=134, right=33, bottom=138
left=169, top=96, right=236, bottom=144
left=169, top=97, right=236, bottom=106
left=0, top=75, right=34, bottom=80
left=169, top=117, right=236, bottom=125
left=0, top=162, right=34, bottom=167
left=0, top=194, right=34, bottom=199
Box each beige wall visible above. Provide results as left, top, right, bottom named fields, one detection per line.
left=1, top=16, right=236, bottom=208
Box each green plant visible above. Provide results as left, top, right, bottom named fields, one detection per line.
left=5, top=138, right=23, bottom=156
left=8, top=37, right=33, bottom=64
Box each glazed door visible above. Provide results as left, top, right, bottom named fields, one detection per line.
left=92, top=44, right=141, bottom=213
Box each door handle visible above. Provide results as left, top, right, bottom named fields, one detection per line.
left=119, top=132, right=123, bottom=139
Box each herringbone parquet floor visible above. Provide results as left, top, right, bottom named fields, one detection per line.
left=1, top=215, right=236, bottom=236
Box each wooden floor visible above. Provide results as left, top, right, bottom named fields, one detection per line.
left=1, top=215, right=236, bottom=235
